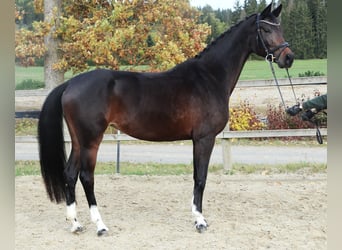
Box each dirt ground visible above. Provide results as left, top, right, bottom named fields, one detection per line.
left=15, top=173, right=327, bottom=250
left=15, top=81, right=327, bottom=249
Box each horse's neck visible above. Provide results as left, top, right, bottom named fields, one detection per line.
left=198, top=18, right=255, bottom=95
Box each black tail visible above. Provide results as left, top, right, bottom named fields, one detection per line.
left=38, top=82, right=69, bottom=203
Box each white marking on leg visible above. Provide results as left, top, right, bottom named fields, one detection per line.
left=90, top=205, right=108, bottom=233
left=66, top=202, right=83, bottom=233
left=191, top=196, right=207, bottom=229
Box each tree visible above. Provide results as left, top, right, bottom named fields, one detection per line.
left=282, top=0, right=316, bottom=59
left=16, top=0, right=327, bottom=76
left=231, top=0, right=244, bottom=24
left=198, top=5, right=228, bottom=42
left=307, top=0, right=327, bottom=58
left=257, top=0, right=267, bottom=13
left=243, top=0, right=258, bottom=16
left=15, top=0, right=211, bottom=80
left=44, top=0, right=64, bottom=89
left=280, top=0, right=327, bottom=59
left=15, top=0, right=43, bottom=30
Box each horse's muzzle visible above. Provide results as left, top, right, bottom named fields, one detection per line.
left=284, top=53, right=294, bottom=68
left=278, top=49, right=294, bottom=68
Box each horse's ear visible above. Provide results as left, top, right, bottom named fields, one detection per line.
left=260, top=3, right=272, bottom=18
left=272, top=4, right=282, bottom=17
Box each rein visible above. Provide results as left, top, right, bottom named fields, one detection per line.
left=256, top=14, right=323, bottom=144
left=256, top=14, right=296, bottom=108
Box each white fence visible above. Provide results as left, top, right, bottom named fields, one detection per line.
left=15, top=128, right=327, bottom=171
left=15, top=76, right=327, bottom=171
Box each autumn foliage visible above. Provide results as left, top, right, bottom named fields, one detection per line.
left=228, top=101, right=320, bottom=131
left=15, top=21, right=50, bottom=67
left=265, top=105, right=315, bottom=130
left=15, top=0, right=211, bottom=73
left=229, top=101, right=265, bottom=131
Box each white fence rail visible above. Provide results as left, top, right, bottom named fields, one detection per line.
left=15, top=76, right=327, bottom=171
left=15, top=128, right=327, bottom=171
left=15, top=76, right=327, bottom=98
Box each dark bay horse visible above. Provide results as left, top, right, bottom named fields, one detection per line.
left=38, top=3, right=294, bottom=235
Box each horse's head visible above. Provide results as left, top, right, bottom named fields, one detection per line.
left=254, top=3, right=294, bottom=68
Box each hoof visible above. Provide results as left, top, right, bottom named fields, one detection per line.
left=195, top=221, right=208, bottom=233
left=71, top=226, right=84, bottom=234
left=97, top=228, right=108, bottom=237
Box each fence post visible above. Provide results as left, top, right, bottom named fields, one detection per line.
left=116, top=130, right=121, bottom=173
left=221, top=122, right=232, bottom=171
left=63, top=120, right=71, bottom=157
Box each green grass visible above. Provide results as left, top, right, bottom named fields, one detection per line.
left=228, top=162, right=326, bottom=175
left=15, top=66, right=44, bottom=86
left=15, top=160, right=221, bottom=176
left=15, top=66, right=74, bottom=87
left=15, top=79, right=45, bottom=90
left=239, top=58, right=327, bottom=80
left=15, top=59, right=327, bottom=88
left=15, top=160, right=326, bottom=177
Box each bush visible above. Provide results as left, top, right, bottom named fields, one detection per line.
left=265, top=104, right=314, bottom=129
left=298, top=70, right=325, bottom=77
left=16, top=79, right=44, bottom=90
left=229, top=101, right=265, bottom=131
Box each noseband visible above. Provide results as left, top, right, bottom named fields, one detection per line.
left=256, top=14, right=289, bottom=63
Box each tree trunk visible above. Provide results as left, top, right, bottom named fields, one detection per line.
left=44, top=0, right=64, bottom=90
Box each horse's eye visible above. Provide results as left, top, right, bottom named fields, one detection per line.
left=262, top=27, right=271, bottom=33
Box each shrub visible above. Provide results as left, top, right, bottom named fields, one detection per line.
left=229, top=101, right=265, bottom=131
left=16, top=79, right=44, bottom=90
left=265, top=104, right=314, bottom=129
left=298, top=70, right=325, bottom=77
left=313, top=111, right=327, bottom=128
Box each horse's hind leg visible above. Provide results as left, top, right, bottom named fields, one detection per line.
left=64, top=147, right=83, bottom=233
left=79, top=144, right=108, bottom=236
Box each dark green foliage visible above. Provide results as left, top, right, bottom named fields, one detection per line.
left=298, top=70, right=325, bottom=77
left=197, top=0, right=327, bottom=59
left=146, top=34, right=155, bottom=47
left=280, top=0, right=327, bottom=59
left=15, top=79, right=44, bottom=90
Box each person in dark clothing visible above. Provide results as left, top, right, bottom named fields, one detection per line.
left=286, top=94, right=327, bottom=121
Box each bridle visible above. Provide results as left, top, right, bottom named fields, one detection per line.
left=256, top=13, right=289, bottom=64
left=256, top=13, right=323, bottom=144
left=255, top=13, right=297, bottom=108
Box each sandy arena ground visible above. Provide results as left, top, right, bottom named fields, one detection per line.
left=15, top=173, right=326, bottom=249
left=15, top=80, right=327, bottom=249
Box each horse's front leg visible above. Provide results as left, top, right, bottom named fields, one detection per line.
left=192, top=136, right=216, bottom=233
left=64, top=149, right=83, bottom=233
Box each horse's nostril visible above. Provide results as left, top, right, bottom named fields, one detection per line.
left=285, top=53, right=294, bottom=66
